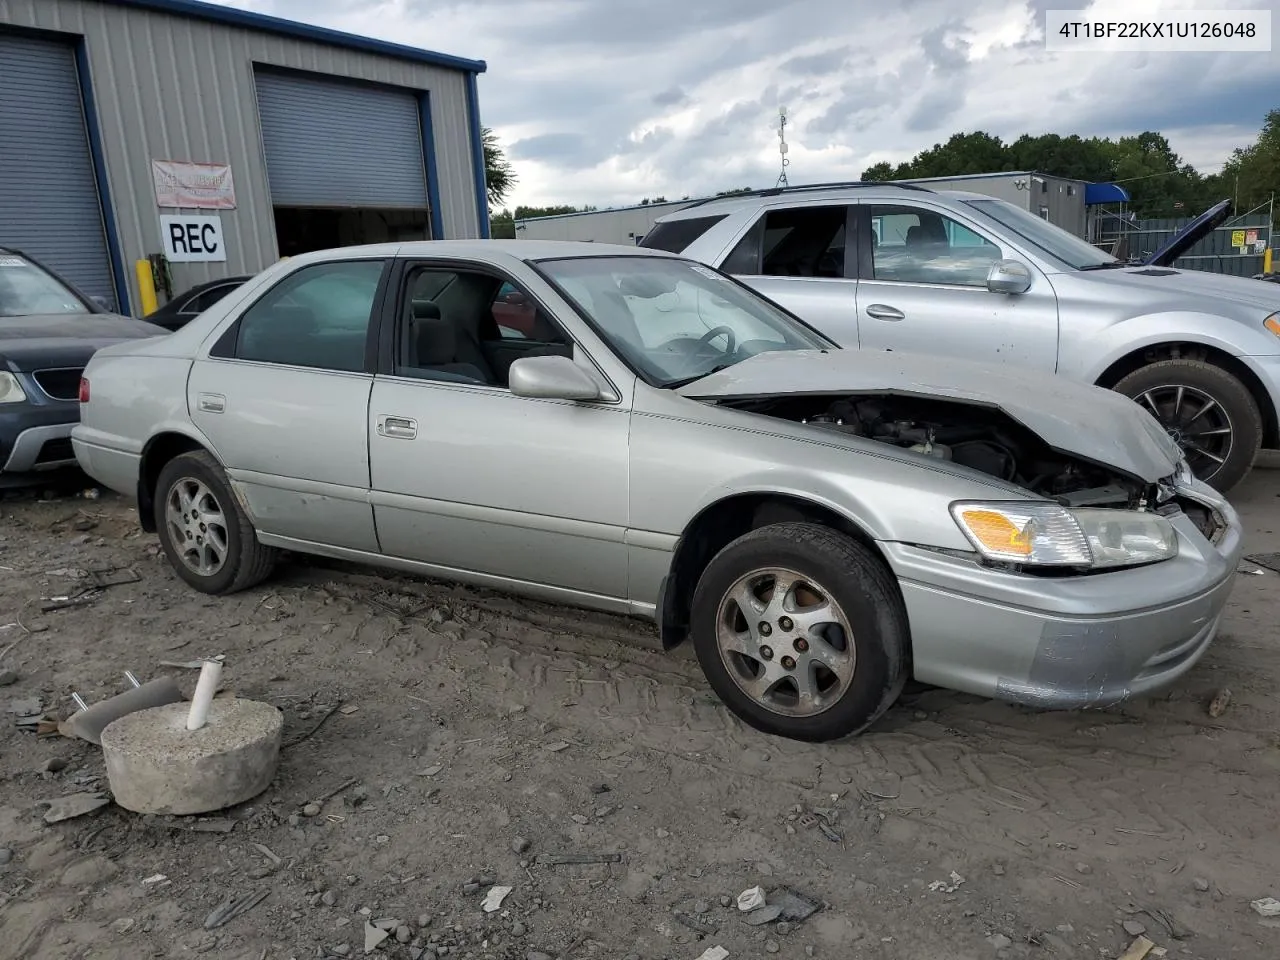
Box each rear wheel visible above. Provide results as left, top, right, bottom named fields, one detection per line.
left=689, top=522, right=908, bottom=742
left=1113, top=359, right=1262, bottom=492
left=153, top=450, right=277, bottom=595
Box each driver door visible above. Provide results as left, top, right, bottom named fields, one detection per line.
left=855, top=202, right=1059, bottom=370
left=367, top=260, right=632, bottom=601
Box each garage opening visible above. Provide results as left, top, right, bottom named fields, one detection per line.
left=0, top=32, right=117, bottom=308
left=253, top=68, right=434, bottom=257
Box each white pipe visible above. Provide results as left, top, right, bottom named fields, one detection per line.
left=186, top=659, right=223, bottom=731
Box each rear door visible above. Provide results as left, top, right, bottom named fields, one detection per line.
left=187, top=257, right=389, bottom=551
left=714, top=202, right=861, bottom=346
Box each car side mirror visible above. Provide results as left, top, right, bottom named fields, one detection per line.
left=986, top=259, right=1033, bottom=295
left=508, top=354, right=602, bottom=401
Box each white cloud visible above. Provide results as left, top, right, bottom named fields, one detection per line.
left=222, top=0, right=1277, bottom=209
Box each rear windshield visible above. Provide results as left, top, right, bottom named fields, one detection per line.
left=0, top=253, right=90, bottom=317
left=639, top=215, right=727, bottom=253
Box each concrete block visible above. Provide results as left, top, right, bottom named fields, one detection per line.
left=100, top=697, right=282, bottom=815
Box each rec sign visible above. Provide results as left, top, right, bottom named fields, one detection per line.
left=159, top=215, right=227, bottom=263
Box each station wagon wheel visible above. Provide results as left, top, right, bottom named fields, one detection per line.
left=154, top=450, right=278, bottom=595
left=165, top=478, right=229, bottom=577
left=1113, top=359, right=1263, bottom=493
left=716, top=567, right=855, bottom=717
left=690, top=522, right=909, bottom=742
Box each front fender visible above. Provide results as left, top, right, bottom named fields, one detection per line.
left=1064, top=311, right=1280, bottom=383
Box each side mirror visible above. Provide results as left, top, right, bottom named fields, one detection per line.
left=986, top=260, right=1033, bottom=295
left=508, top=354, right=601, bottom=401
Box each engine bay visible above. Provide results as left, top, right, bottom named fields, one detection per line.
left=723, top=393, right=1154, bottom=508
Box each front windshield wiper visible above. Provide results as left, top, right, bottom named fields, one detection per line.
left=664, top=363, right=734, bottom=390
left=1078, top=260, right=1139, bottom=271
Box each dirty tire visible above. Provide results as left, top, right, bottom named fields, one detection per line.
left=690, top=522, right=908, bottom=743
left=1112, top=359, right=1262, bottom=493
left=153, top=450, right=277, bottom=595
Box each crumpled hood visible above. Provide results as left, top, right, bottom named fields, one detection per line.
left=677, top=349, right=1183, bottom=483
left=0, top=313, right=167, bottom=371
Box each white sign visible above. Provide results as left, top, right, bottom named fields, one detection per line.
left=152, top=159, right=237, bottom=209
left=160, top=215, right=227, bottom=262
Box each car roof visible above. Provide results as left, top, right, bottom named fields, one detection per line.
left=276, top=239, right=683, bottom=269
left=653, top=182, right=978, bottom=221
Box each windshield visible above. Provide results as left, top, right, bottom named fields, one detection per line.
left=960, top=198, right=1117, bottom=270
left=0, top=253, right=90, bottom=317
left=536, top=256, right=830, bottom=387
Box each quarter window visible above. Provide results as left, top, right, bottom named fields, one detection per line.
left=721, top=206, right=849, bottom=278
left=868, top=206, right=1002, bottom=287
left=235, top=260, right=384, bottom=372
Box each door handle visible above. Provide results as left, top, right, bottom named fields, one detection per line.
left=865, top=304, right=906, bottom=321
left=376, top=415, right=418, bottom=440
left=197, top=392, right=226, bottom=413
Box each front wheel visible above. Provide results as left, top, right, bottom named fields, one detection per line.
left=689, top=522, right=909, bottom=742
left=1112, top=360, right=1262, bottom=492
left=153, top=450, right=277, bottom=595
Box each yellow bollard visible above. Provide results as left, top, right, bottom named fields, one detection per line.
left=1265, top=246, right=1273, bottom=275
left=135, top=259, right=159, bottom=316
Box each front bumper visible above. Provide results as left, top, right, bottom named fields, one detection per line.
left=1, top=404, right=79, bottom=474
left=885, top=483, right=1243, bottom=709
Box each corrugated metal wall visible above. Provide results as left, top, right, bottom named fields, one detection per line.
left=0, top=0, right=482, bottom=310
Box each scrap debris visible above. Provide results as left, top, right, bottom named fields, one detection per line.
left=1251, top=897, right=1280, bottom=917
left=1208, top=687, right=1233, bottom=718
left=928, top=871, right=966, bottom=893
left=535, top=852, right=622, bottom=866
left=736, top=886, right=766, bottom=912
left=42, top=792, right=111, bottom=824
left=1117, top=935, right=1157, bottom=960
left=694, top=949, right=729, bottom=960
left=204, top=889, right=270, bottom=929
left=1244, top=552, right=1280, bottom=574
left=481, top=885, right=512, bottom=913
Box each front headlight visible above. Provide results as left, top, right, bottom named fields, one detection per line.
left=0, top=372, right=28, bottom=404
left=950, top=501, right=1177, bottom=569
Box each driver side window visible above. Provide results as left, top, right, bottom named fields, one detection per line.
left=868, top=205, right=1002, bottom=287
left=395, top=268, right=573, bottom=389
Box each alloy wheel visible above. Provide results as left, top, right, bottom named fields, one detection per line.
left=1135, top=384, right=1233, bottom=481
left=715, top=567, right=855, bottom=718
left=164, top=477, right=229, bottom=577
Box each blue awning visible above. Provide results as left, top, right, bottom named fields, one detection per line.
left=1086, top=182, right=1130, bottom=205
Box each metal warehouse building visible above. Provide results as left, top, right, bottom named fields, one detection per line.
left=0, top=0, right=488, bottom=315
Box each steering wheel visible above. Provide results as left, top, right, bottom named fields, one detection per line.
left=697, top=325, right=737, bottom=353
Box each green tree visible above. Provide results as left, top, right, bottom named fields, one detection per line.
left=1216, top=109, right=1280, bottom=219
left=860, top=162, right=895, bottom=181
left=482, top=127, right=516, bottom=208
left=490, top=208, right=516, bottom=239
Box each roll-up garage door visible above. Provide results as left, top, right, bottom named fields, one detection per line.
left=0, top=33, right=115, bottom=307
left=254, top=69, right=429, bottom=209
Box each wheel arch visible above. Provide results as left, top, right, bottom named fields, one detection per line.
left=1093, top=341, right=1279, bottom=449
left=657, top=491, right=903, bottom=653
left=136, top=431, right=215, bottom=532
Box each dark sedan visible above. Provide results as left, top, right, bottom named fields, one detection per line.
left=144, top=274, right=250, bottom=331
left=0, top=248, right=165, bottom=485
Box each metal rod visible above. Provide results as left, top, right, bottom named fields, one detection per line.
left=124, top=671, right=141, bottom=688
left=71, top=692, right=89, bottom=712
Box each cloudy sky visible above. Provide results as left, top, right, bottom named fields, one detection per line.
left=219, top=0, right=1278, bottom=210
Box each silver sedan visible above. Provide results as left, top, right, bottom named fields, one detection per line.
left=72, top=242, right=1243, bottom=742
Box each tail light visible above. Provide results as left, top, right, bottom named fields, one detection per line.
left=78, top=377, right=90, bottom=404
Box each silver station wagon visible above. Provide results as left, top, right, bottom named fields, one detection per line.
left=73, top=242, right=1242, bottom=742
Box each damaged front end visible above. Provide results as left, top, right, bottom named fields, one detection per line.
left=714, top=391, right=1225, bottom=569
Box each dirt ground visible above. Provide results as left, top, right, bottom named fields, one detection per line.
left=2, top=462, right=1279, bottom=960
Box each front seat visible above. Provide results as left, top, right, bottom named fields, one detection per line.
left=412, top=305, right=490, bottom=384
